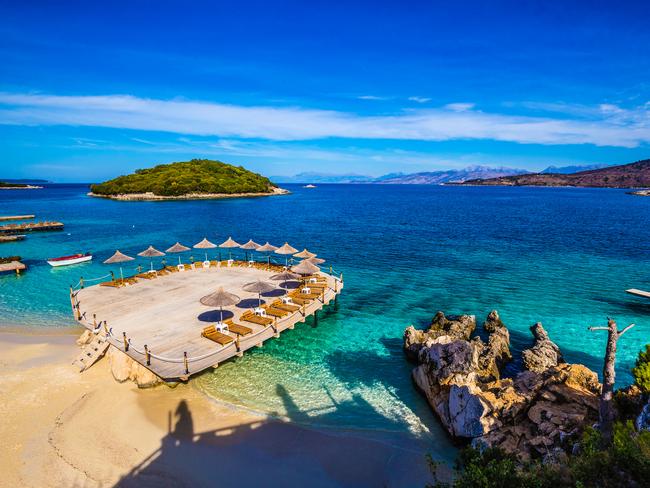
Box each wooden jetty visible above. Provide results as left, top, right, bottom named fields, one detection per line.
left=0, top=221, right=63, bottom=234
left=626, top=288, right=650, bottom=299
left=0, top=260, right=26, bottom=275
left=0, top=235, right=25, bottom=243
left=71, top=262, right=343, bottom=381
left=0, top=215, right=35, bottom=221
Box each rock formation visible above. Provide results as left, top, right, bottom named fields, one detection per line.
left=106, top=346, right=163, bottom=388
left=404, top=311, right=601, bottom=460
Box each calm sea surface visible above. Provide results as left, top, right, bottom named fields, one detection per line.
left=1, top=184, right=649, bottom=456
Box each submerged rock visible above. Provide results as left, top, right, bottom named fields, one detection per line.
left=405, top=311, right=600, bottom=460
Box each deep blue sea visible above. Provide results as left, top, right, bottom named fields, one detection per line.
left=1, top=183, right=649, bottom=456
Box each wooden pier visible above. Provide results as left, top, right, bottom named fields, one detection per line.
left=0, top=260, right=26, bottom=275
left=71, top=262, right=343, bottom=381
left=626, top=288, right=650, bottom=299
left=0, top=235, right=25, bottom=243
left=0, top=215, right=35, bottom=221
left=0, top=221, right=64, bottom=234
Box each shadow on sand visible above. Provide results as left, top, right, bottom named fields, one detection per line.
left=114, top=383, right=447, bottom=488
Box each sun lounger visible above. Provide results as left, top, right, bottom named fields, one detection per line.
left=224, top=320, right=253, bottom=336
left=201, top=325, right=235, bottom=345
left=262, top=306, right=288, bottom=318
left=241, top=312, right=273, bottom=326
left=272, top=300, right=300, bottom=312
left=135, top=273, right=155, bottom=279
left=100, top=280, right=121, bottom=288
left=165, top=266, right=179, bottom=273
left=287, top=295, right=310, bottom=305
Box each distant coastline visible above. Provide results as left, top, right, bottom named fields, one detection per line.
left=0, top=184, right=43, bottom=190
left=87, top=186, right=289, bottom=201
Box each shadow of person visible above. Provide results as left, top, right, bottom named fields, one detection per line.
left=172, top=400, right=194, bottom=440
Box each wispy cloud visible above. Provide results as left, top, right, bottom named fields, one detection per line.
left=408, top=96, right=431, bottom=103
left=444, top=102, right=475, bottom=112
left=357, top=95, right=387, bottom=100
left=1, top=92, right=649, bottom=147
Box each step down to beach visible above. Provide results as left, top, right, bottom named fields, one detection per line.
left=73, top=335, right=110, bottom=372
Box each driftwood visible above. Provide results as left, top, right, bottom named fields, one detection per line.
left=588, top=318, right=635, bottom=444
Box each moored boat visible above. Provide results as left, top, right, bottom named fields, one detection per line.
left=47, top=253, right=92, bottom=267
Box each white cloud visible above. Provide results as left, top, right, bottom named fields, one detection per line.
left=357, top=95, right=387, bottom=100
left=0, top=92, right=649, bottom=148
left=444, top=102, right=475, bottom=112
left=408, top=96, right=431, bottom=103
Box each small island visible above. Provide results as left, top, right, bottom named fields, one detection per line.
left=88, top=159, right=288, bottom=201
left=0, top=181, right=43, bottom=190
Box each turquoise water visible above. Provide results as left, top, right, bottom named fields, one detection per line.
left=1, top=184, right=649, bottom=453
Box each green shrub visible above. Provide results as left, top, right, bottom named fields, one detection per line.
left=90, top=159, right=275, bottom=196
left=633, top=344, right=650, bottom=394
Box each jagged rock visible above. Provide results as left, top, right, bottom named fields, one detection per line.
left=405, top=311, right=601, bottom=461
left=106, top=346, right=163, bottom=388
left=636, top=401, right=650, bottom=432
left=522, top=323, right=565, bottom=373
left=76, top=329, right=94, bottom=346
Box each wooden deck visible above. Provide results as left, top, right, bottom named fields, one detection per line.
left=0, top=221, right=64, bottom=234
left=72, top=263, right=342, bottom=381
left=626, top=288, right=650, bottom=299
left=0, top=215, right=34, bottom=221
left=0, top=260, right=26, bottom=274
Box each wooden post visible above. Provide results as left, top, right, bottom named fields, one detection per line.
left=80, top=277, right=84, bottom=289
left=76, top=302, right=82, bottom=321
left=103, top=321, right=109, bottom=336
left=123, top=332, right=129, bottom=351
left=334, top=279, right=338, bottom=292
left=588, top=318, right=635, bottom=444
left=340, top=272, right=344, bottom=283
left=92, top=314, right=97, bottom=329
left=145, top=344, right=151, bottom=365
left=183, top=352, right=189, bottom=374
left=329, top=265, right=333, bottom=275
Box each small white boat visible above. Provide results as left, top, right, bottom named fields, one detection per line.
left=47, top=253, right=93, bottom=267
left=303, top=184, right=317, bottom=188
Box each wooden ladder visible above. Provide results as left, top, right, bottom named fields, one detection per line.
left=73, top=334, right=110, bottom=372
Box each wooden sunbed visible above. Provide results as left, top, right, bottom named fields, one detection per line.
left=241, top=312, right=274, bottom=326
left=135, top=273, right=155, bottom=279
left=293, top=291, right=321, bottom=300
left=201, top=325, right=235, bottom=345
left=224, top=320, right=253, bottom=336
left=165, top=266, right=179, bottom=273
left=100, top=280, right=121, bottom=288
left=286, top=295, right=310, bottom=305
left=272, top=300, right=300, bottom=312
left=262, top=306, right=288, bottom=318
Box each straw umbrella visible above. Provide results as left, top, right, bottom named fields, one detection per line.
left=291, top=259, right=320, bottom=285
left=257, top=242, right=278, bottom=267
left=166, top=242, right=191, bottom=264
left=294, top=248, right=316, bottom=259
left=307, top=257, right=326, bottom=265
left=274, top=242, right=299, bottom=267
left=219, top=236, right=241, bottom=261
left=137, top=245, right=165, bottom=271
left=200, top=287, right=240, bottom=324
left=103, top=250, right=135, bottom=281
left=270, top=270, right=300, bottom=289
left=240, top=239, right=261, bottom=262
left=193, top=237, right=217, bottom=261
left=242, top=280, right=276, bottom=308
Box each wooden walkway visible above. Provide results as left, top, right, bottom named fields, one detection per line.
left=0, top=215, right=34, bottom=221
left=72, top=264, right=343, bottom=381
left=626, top=288, right=650, bottom=299
left=0, top=221, right=63, bottom=234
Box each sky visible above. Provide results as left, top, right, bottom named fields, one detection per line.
left=1, top=1, right=650, bottom=182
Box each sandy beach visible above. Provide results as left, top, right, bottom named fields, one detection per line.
left=0, top=329, right=440, bottom=488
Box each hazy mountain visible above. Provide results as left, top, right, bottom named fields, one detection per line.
left=457, top=159, right=650, bottom=188
left=374, top=166, right=529, bottom=184
left=540, top=163, right=611, bottom=174
left=273, top=166, right=529, bottom=185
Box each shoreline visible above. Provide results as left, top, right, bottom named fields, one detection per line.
left=0, top=185, right=43, bottom=190
left=0, top=327, right=444, bottom=487
left=87, top=186, right=290, bottom=201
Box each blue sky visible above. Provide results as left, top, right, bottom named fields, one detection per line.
left=1, top=1, right=650, bottom=181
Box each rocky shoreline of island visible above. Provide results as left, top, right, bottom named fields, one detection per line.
left=87, top=186, right=290, bottom=201
left=404, top=311, right=650, bottom=463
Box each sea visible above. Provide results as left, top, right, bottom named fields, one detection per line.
left=1, top=183, right=649, bottom=460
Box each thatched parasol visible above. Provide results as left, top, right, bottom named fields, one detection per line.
left=103, top=250, right=135, bottom=281
left=274, top=242, right=299, bottom=266
left=270, top=270, right=300, bottom=288
left=137, top=245, right=165, bottom=271
left=257, top=242, right=278, bottom=267
left=291, top=259, right=320, bottom=276
left=307, top=256, right=326, bottom=265
left=240, top=239, right=261, bottom=262
left=294, top=248, right=316, bottom=259
left=200, top=287, right=240, bottom=323
left=166, top=242, right=191, bottom=264
left=219, top=236, right=241, bottom=260
left=193, top=237, right=217, bottom=261
left=242, top=279, right=276, bottom=307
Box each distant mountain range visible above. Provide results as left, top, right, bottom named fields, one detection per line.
left=540, top=163, right=611, bottom=174
left=271, top=164, right=611, bottom=185
left=457, top=159, right=650, bottom=188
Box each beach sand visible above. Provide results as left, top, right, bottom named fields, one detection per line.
left=0, top=330, right=441, bottom=488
